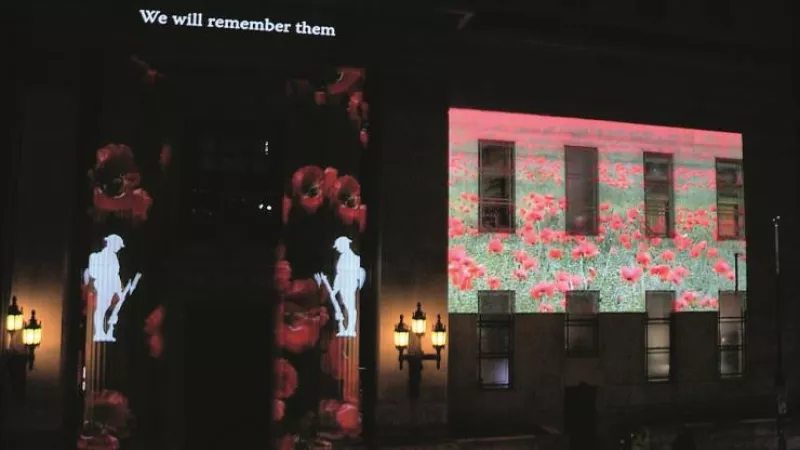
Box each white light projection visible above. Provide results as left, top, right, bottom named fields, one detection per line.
left=315, top=236, right=366, bottom=338
left=83, top=234, right=142, bottom=342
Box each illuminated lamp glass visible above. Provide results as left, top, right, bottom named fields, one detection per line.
left=393, top=315, right=409, bottom=350
left=430, top=314, right=447, bottom=350
left=22, top=310, right=42, bottom=347
left=411, top=302, right=426, bottom=336
left=6, top=296, right=23, bottom=332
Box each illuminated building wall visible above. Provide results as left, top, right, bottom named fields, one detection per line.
left=448, top=108, right=746, bottom=313
left=274, top=68, right=370, bottom=448
left=76, top=64, right=177, bottom=447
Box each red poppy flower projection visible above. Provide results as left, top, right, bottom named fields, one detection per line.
left=274, top=68, right=369, bottom=447
left=448, top=108, right=746, bottom=313
left=88, top=144, right=153, bottom=223
left=79, top=136, right=173, bottom=449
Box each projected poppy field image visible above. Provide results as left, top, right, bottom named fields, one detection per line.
left=448, top=109, right=746, bottom=313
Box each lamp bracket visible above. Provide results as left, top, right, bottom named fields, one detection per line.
left=398, top=352, right=441, bottom=371
left=405, top=354, right=440, bottom=362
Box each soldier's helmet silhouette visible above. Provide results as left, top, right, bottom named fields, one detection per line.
left=104, top=234, right=125, bottom=252
left=333, top=236, right=352, bottom=253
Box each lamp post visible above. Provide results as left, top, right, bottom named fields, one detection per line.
left=22, top=310, right=42, bottom=370
left=773, top=216, right=787, bottom=450
left=6, top=296, right=24, bottom=347
left=4, top=297, right=41, bottom=398
left=392, top=303, right=447, bottom=399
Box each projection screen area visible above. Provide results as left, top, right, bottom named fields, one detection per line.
left=448, top=108, right=746, bottom=314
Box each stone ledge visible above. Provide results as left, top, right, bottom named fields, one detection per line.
left=337, top=433, right=569, bottom=450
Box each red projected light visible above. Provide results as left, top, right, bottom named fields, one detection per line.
left=448, top=108, right=745, bottom=314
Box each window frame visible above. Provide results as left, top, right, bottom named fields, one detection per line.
left=477, top=290, right=515, bottom=390
left=565, top=290, right=600, bottom=357
left=715, top=158, right=745, bottom=241
left=645, top=291, right=674, bottom=382
left=643, top=152, right=675, bottom=238
left=477, top=140, right=516, bottom=234
left=564, top=146, right=600, bottom=236
left=718, top=290, right=746, bottom=379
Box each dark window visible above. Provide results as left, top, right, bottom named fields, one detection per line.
left=563, top=0, right=591, bottom=10
left=719, top=291, right=746, bottom=378
left=565, top=291, right=599, bottom=356
left=186, top=122, right=279, bottom=241
left=565, top=146, right=599, bottom=236
left=646, top=291, right=674, bottom=381
left=716, top=159, right=745, bottom=240
left=478, top=140, right=515, bottom=233
left=637, top=0, right=668, bottom=22
left=643, top=153, right=674, bottom=237
left=478, top=291, right=514, bottom=389
left=704, top=0, right=734, bottom=31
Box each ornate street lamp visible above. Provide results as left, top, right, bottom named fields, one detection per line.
left=22, top=310, right=42, bottom=370
left=430, top=315, right=447, bottom=353
left=393, top=315, right=410, bottom=362
left=392, top=303, right=447, bottom=399
left=411, top=302, right=427, bottom=336
left=6, top=296, right=24, bottom=345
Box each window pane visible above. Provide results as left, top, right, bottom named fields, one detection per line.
left=647, top=352, right=670, bottom=379
left=720, top=293, right=743, bottom=318
left=646, top=215, right=669, bottom=236
left=644, top=153, right=673, bottom=237
left=565, top=147, right=598, bottom=235
left=645, top=195, right=671, bottom=236
left=479, top=141, right=515, bottom=233
left=220, top=141, right=247, bottom=172
left=479, top=358, right=510, bottom=387
left=720, top=349, right=743, bottom=376
left=479, top=291, right=514, bottom=316
left=720, top=322, right=744, bottom=346
left=480, top=203, right=514, bottom=232
left=567, top=324, right=596, bottom=352
left=645, top=182, right=671, bottom=198
left=565, top=190, right=597, bottom=235
left=647, top=323, right=670, bottom=348
left=480, top=143, right=513, bottom=173
left=717, top=202, right=742, bottom=239
left=644, top=155, right=671, bottom=181
left=716, top=161, right=742, bottom=186
left=480, top=175, right=512, bottom=199
left=567, top=292, right=599, bottom=315
left=479, top=327, right=510, bottom=354
left=717, top=211, right=739, bottom=238
left=645, top=193, right=669, bottom=212
left=718, top=185, right=742, bottom=199
left=566, top=147, right=598, bottom=175
left=716, top=159, right=744, bottom=240
left=646, top=292, right=673, bottom=319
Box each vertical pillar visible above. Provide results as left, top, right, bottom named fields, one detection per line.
left=76, top=53, right=177, bottom=449
left=274, top=67, right=371, bottom=448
